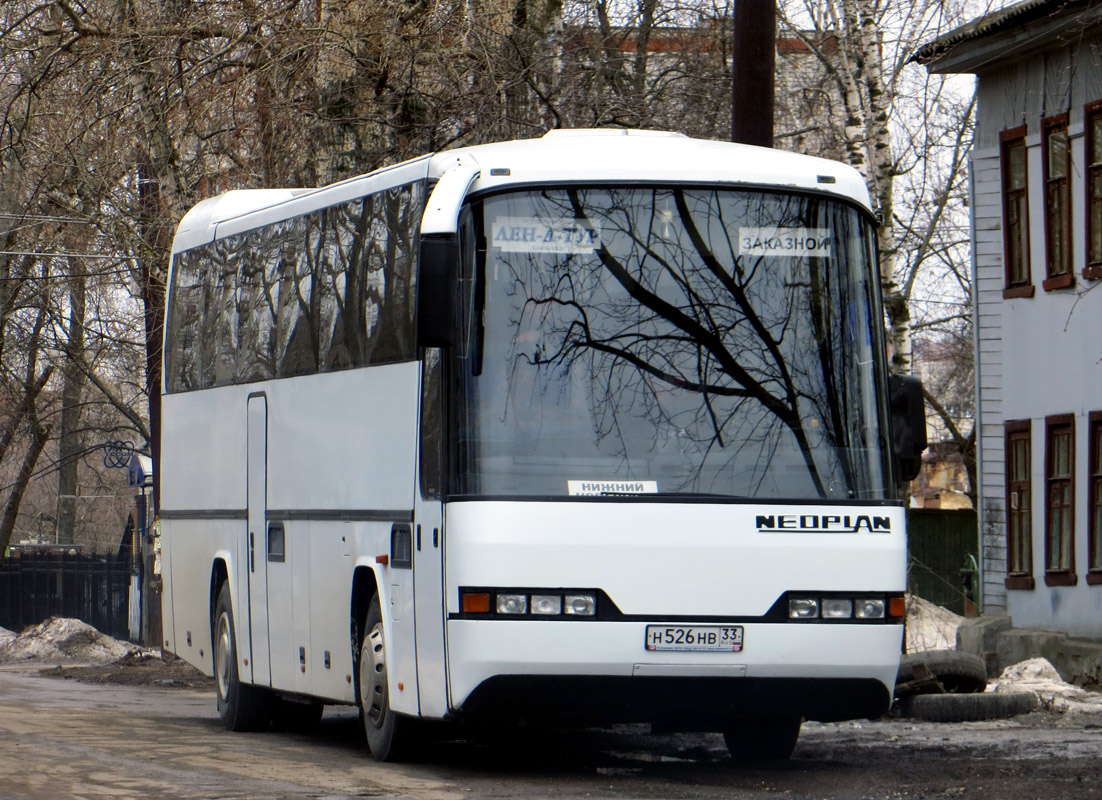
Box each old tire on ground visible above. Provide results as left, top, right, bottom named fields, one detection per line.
left=360, top=596, right=417, bottom=761
left=896, top=650, right=988, bottom=695
left=723, top=717, right=802, bottom=761
left=213, top=583, right=272, bottom=731
left=900, top=691, right=1038, bottom=723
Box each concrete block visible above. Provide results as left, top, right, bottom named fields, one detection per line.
left=956, top=615, right=1012, bottom=677
left=952, top=622, right=1102, bottom=687
left=1049, top=639, right=1102, bottom=688
left=995, top=628, right=1067, bottom=674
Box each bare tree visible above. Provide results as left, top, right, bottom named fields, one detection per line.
left=0, top=0, right=984, bottom=553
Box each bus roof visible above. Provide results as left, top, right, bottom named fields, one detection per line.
left=172, top=130, right=873, bottom=253
left=430, top=129, right=871, bottom=207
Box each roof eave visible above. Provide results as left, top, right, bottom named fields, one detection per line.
left=914, top=0, right=1102, bottom=74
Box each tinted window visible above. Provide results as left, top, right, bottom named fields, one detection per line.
left=165, top=181, right=424, bottom=392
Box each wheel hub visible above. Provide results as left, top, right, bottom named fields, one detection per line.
left=215, top=612, right=232, bottom=700
left=363, top=622, right=388, bottom=729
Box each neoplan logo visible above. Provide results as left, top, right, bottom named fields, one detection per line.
left=755, top=514, right=892, bottom=534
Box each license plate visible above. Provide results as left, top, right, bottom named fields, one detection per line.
left=645, top=625, right=744, bottom=652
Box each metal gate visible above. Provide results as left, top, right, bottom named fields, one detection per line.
left=0, top=552, right=134, bottom=642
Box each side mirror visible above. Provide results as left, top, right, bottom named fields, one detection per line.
left=888, top=373, right=927, bottom=483
left=417, top=235, right=459, bottom=348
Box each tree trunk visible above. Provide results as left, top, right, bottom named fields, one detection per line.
left=0, top=422, right=52, bottom=557
left=56, top=268, right=87, bottom=545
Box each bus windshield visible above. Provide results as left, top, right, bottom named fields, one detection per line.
left=451, top=186, right=892, bottom=501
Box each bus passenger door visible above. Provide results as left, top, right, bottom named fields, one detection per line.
left=414, top=350, right=448, bottom=717
left=413, top=499, right=446, bottom=716
left=246, top=394, right=271, bottom=686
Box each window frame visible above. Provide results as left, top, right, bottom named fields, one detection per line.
left=1005, top=419, right=1035, bottom=590
left=1041, top=114, right=1074, bottom=291
left=1044, top=413, right=1076, bottom=586
left=1000, top=126, right=1034, bottom=298
left=1088, top=412, right=1102, bottom=583
left=1086, top=101, right=1102, bottom=281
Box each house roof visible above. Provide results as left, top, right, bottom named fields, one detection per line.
left=914, top=0, right=1102, bottom=73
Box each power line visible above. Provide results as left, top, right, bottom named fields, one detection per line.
left=0, top=267, right=139, bottom=281
left=0, top=213, right=95, bottom=224
left=0, top=250, right=134, bottom=260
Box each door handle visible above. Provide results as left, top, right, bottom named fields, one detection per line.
left=267, top=522, right=285, bottom=562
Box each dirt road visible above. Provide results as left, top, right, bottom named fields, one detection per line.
left=1, top=663, right=1100, bottom=800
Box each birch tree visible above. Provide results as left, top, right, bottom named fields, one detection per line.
left=774, top=0, right=978, bottom=376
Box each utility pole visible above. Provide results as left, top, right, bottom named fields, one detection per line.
left=731, top=0, right=776, bottom=147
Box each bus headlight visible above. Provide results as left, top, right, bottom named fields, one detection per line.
left=854, top=599, right=886, bottom=619
left=563, top=594, right=596, bottom=616
left=789, top=598, right=820, bottom=618
left=821, top=598, right=854, bottom=619
left=531, top=594, right=562, bottom=615
left=496, top=594, right=528, bottom=615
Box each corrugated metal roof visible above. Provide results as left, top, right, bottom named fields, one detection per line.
left=913, top=0, right=1096, bottom=64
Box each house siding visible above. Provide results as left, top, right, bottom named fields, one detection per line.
left=970, top=149, right=1008, bottom=612
left=964, top=24, right=1102, bottom=635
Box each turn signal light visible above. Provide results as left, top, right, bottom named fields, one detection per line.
left=889, top=596, right=906, bottom=619
left=460, top=592, right=492, bottom=614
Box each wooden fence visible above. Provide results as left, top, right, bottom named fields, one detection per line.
left=907, top=508, right=980, bottom=616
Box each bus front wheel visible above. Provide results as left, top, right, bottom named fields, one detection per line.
left=359, top=596, right=415, bottom=761
left=213, top=584, right=271, bottom=731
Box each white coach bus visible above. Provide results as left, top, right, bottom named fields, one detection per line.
left=159, top=130, right=926, bottom=761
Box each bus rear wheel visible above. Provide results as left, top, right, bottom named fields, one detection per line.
left=359, top=596, right=416, bottom=761
left=213, top=584, right=271, bottom=731
left=723, top=717, right=801, bottom=762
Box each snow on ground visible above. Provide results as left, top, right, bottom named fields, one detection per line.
left=0, top=626, right=14, bottom=648
left=989, top=657, right=1102, bottom=713
left=0, top=617, right=135, bottom=665
left=905, top=595, right=962, bottom=653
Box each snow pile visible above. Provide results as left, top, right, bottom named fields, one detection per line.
left=905, top=595, right=963, bottom=653
left=0, top=617, right=135, bottom=665
left=989, top=658, right=1102, bottom=713
left=0, top=626, right=14, bottom=648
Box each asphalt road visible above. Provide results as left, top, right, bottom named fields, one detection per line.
left=1, top=664, right=1101, bottom=800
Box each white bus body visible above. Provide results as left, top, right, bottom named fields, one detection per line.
left=160, top=130, right=921, bottom=760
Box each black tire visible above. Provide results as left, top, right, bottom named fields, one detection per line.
left=270, top=696, right=324, bottom=732
left=213, top=583, right=271, bottom=731
left=900, top=691, right=1038, bottom=723
left=896, top=650, right=988, bottom=695
left=359, top=596, right=417, bottom=761
left=723, top=717, right=801, bottom=762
